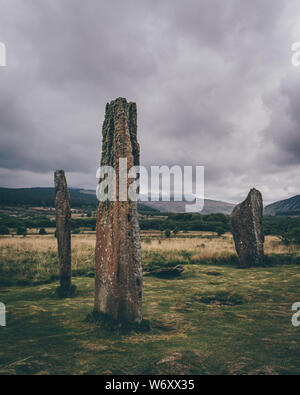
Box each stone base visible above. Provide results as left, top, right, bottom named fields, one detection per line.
left=85, top=311, right=150, bottom=333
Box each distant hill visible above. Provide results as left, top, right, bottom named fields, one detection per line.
left=0, top=187, right=157, bottom=212
left=140, top=199, right=235, bottom=215
left=0, top=187, right=235, bottom=215
left=264, top=195, right=300, bottom=216
left=0, top=187, right=97, bottom=208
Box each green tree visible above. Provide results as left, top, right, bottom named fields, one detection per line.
left=216, top=226, right=226, bottom=237
left=17, top=227, right=27, bottom=237
left=165, top=229, right=171, bottom=238
left=279, top=230, right=294, bottom=246
left=290, top=228, right=300, bottom=245
left=0, top=225, right=10, bottom=235
left=39, top=228, right=47, bottom=235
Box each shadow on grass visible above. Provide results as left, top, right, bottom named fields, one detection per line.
left=55, top=284, right=77, bottom=299
left=85, top=311, right=151, bottom=334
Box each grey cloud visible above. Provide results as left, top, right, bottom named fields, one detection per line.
left=0, top=0, right=300, bottom=203
left=260, top=70, right=300, bottom=170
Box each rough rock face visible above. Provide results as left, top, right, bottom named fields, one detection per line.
left=230, top=188, right=264, bottom=267
left=55, top=170, right=72, bottom=291
left=94, top=98, right=142, bottom=324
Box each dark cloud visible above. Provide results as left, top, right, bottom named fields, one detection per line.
left=0, top=0, right=299, bottom=203
left=261, top=71, right=300, bottom=167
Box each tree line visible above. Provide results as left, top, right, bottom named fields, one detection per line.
left=1, top=211, right=300, bottom=244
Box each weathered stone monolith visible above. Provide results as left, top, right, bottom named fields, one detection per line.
left=230, top=188, right=264, bottom=267
left=94, top=98, right=142, bottom=324
left=55, top=170, right=72, bottom=295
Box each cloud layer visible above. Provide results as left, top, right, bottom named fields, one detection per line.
left=0, top=0, right=300, bottom=203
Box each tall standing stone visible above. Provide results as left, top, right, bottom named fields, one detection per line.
left=94, top=98, right=142, bottom=324
left=230, top=188, right=264, bottom=267
left=55, top=170, right=72, bottom=294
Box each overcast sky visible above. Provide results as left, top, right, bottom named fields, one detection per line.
left=0, top=0, right=300, bottom=204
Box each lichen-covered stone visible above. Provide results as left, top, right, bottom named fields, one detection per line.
left=55, top=170, right=72, bottom=292
left=94, top=98, right=142, bottom=324
left=230, top=188, right=264, bottom=267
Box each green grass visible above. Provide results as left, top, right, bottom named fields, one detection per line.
left=1, top=244, right=300, bottom=286
left=0, top=246, right=95, bottom=287
left=1, top=263, right=300, bottom=374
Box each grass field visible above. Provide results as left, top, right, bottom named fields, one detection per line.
left=0, top=232, right=300, bottom=374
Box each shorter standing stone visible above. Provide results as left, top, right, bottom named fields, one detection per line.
left=230, top=188, right=264, bottom=267
left=55, top=170, right=73, bottom=296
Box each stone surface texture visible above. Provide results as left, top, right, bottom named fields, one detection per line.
left=94, top=98, right=142, bottom=324
left=55, top=170, right=72, bottom=290
left=230, top=188, right=264, bottom=266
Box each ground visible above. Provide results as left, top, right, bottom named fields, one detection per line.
left=0, top=232, right=300, bottom=375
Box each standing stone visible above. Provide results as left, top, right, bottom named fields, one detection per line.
left=230, top=188, right=264, bottom=267
left=55, top=170, right=72, bottom=294
left=94, top=98, right=142, bottom=324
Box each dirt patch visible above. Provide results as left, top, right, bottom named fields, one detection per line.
left=195, top=291, right=245, bottom=306
left=205, top=271, right=222, bottom=276
left=155, top=353, right=192, bottom=375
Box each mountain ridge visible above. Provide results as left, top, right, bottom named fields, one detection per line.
left=264, top=195, right=300, bottom=216
left=0, top=187, right=235, bottom=214
left=1, top=187, right=300, bottom=216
